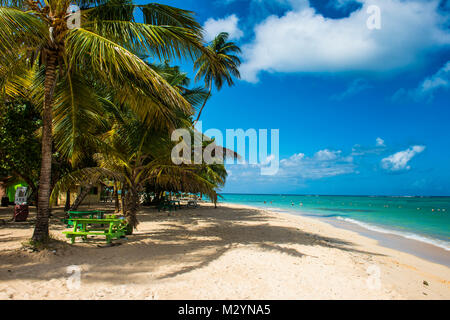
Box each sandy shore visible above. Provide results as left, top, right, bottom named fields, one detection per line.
left=0, top=202, right=449, bottom=299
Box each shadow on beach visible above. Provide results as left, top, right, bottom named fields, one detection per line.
left=0, top=204, right=383, bottom=285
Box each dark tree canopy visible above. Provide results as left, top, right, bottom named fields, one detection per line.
left=0, top=101, right=41, bottom=193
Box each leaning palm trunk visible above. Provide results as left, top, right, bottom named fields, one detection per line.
left=114, top=187, right=120, bottom=213
left=194, top=82, right=212, bottom=124
left=70, top=185, right=92, bottom=211
left=64, top=190, right=71, bottom=212
left=32, top=54, right=58, bottom=242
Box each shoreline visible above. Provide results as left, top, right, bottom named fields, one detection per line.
left=221, top=201, right=450, bottom=267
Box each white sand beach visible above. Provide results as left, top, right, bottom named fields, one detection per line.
left=0, top=203, right=449, bottom=300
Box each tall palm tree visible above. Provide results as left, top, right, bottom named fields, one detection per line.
left=194, top=32, right=241, bottom=124
left=0, top=0, right=208, bottom=242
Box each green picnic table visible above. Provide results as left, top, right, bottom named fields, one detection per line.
left=62, top=218, right=126, bottom=244
left=64, top=210, right=106, bottom=227
left=157, top=200, right=180, bottom=212
left=170, top=200, right=181, bottom=209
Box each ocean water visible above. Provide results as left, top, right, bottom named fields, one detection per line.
left=220, top=194, right=450, bottom=251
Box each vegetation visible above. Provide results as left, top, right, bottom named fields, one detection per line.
left=0, top=101, right=41, bottom=199
left=194, top=32, right=242, bottom=123
left=0, top=1, right=241, bottom=241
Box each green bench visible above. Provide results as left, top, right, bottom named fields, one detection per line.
left=171, top=200, right=181, bottom=210
left=62, top=218, right=126, bottom=244
left=157, top=200, right=181, bottom=212
left=63, top=210, right=106, bottom=227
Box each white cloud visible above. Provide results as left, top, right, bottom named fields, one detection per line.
left=279, top=153, right=305, bottom=167
left=351, top=140, right=386, bottom=156
left=393, top=61, right=450, bottom=102
left=203, top=14, right=244, bottom=42
left=278, top=149, right=355, bottom=179
left=221, top=0, right=309, bottom=10
left=259, top=154, right=276, bottom=166
left=313, top=149, right=341, bottom=161
left=329, top=0, right=361, bottom=9
left=376, top=137, right=385, bottom=147
left=381, top=145, right=426, bottom=171
left=240, top=0, right=450, bottom=82
left=420, top=61, right=450, bottom=93
left=331, top=78, right=372, bottom=101
left=227, top=148, right=355, bottom=183
left=229, top=148, right=355, bottom=182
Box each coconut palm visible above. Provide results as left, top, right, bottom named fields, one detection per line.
left=151, top=62, right=209, bottom=111
left=0, top=0, right=211, bottom=242
left=194, top=32, right=241, bottom=123
left=51, top=100, right=226, bottom=229
left=50, top=56, right=235, bottom=227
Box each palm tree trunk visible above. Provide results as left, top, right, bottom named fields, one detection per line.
left=125, top=187, right=139, bottom=229
left=70, top=185, right=92, bottom=211
left=114, top=186, right=120, bottom=213
left=64, top=190, right=71, bottom=212
left=32, top=53, right=58, bottom=242
left=194, top=82, right=212, bottom=124
left=121, top=191, right=126, bottom=215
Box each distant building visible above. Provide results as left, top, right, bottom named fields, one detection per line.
left=56, top=183, right=114, bottom=207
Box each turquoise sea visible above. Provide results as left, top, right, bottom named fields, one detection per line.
left=220, top=194, right=450, bottom=251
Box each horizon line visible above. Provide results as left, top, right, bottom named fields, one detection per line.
left=219, top=193, right=450, bottom=198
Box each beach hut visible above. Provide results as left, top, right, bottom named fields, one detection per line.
left=56, top=182, right=111, bottom=208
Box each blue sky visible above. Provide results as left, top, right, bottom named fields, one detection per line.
left=147, top=0, right=450, bottom=196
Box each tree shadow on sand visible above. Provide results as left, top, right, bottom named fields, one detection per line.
left=0, top=205, right=384, bottom=285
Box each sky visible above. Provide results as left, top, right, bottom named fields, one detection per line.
left=143, top=0, right=450, bottom=196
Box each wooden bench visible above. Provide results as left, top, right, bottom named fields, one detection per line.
left=62, top=218, right=126, bottom=244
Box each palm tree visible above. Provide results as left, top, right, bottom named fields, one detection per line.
left=194, top=32, right=241, bottom=123
left=151, top=62, right=209, bottom=110
left=0, top=0, right=209, bottom=242
left=51, top=100, right=226, bottom=229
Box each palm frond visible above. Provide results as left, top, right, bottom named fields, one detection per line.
left=0, top=7, right=47, bottom=65
left=52, top=70, right=107, bottom=165
left=0, top=55, right=34, bottom=100
left=194, top=32, right=241, bottom=90
left=182, top=86, right=209, bottom=108
left=65, top=27, right=192, bottom=118
left=84, top=20, right=203, bottom=61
